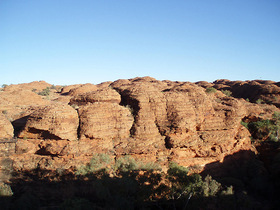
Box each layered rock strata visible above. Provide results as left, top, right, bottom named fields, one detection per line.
left=0, top=77, right=279, bottom=173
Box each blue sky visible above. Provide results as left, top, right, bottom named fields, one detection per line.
left=1, top=0, right=280, bottom=85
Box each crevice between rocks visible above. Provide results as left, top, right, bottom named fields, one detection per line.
left=111, top=87, right=140, bottom=137
left=26, top=127, right=62, bottom=140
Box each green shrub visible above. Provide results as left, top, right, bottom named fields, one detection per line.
left=205, top=87, right=217, bottom=94
left=38, top=87, right=50, bottom=96
left=167, top=162, right=189, bottom=181
left=0, top=182, right=13, bottom=196
left=201, top=175, right=221, bottom=197
left=241, top=121, right=248, bottom=129
left=256, top=98, right=264, bottom=104
left=221, top=90, right=232, bottom=97
left=115, top=156, right=138, bottom=172
left=221, top=185, right=234, bottom=195
left=139, top=161, right=162, bottom=171
left=76, top=153, right=112, bottom=175
left=247, top=113, right=280, bottom=142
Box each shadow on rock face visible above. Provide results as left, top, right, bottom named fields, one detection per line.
left=12, top=116, right=29, bottom=137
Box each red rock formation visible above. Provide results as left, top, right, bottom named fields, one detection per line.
left=211, top=79, right=280, bottom=108
left=64, top=83, right=98, bottom=96
left=69, top=87, right=121, bottom=106
left=3, top=81, right=52, bottom=92
left=0, top=114, right=14, bottom=138
left=0, top=77, right=278, bottom=174
left=78, top=103, right=134, bottom=141
left=19, top=104, right=79, bottom=140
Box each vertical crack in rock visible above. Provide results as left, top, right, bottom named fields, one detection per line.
left=111, top=87, right=139, bottom=137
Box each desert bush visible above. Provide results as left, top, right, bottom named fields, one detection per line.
left=221, top=185, right=234, bottom=196
left=205, top=87, right=217, bottom=94
left=221, top=89, right=232, bottom=97
left=167, top=162, right=189, bottom=181
left=38, top=87, right=50, bottom=96
left=115, top=156, right=138, bottom=172
left=139, top=161, right=162, bottom=171
left=167, top=162, right=204, bottom=201
left=76, top=153, right=112, bottom=175
left=240, top=120, right=249, bottom=129
left=0, top=182, right=13, bottom=196
left=256, top=98, right=264, bottom=104
left=247, top=113, right=280, bottom=142
left=201, top=175, right=221, bottom=197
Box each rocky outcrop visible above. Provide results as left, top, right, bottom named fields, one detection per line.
left=0, top=77, right=279, bottom=174
left=19, top=104, right=79, bottom=140
left=210, top=79, right=280, bottom=108
left=111, top=79, right=254, bottom=166
left=78, top=103, right=134, bottom=141
left=62, top=83, right=98, bottom=96
left=69, top=87, right=121, bottom=106
left=3, top=80, right=52, bottom=92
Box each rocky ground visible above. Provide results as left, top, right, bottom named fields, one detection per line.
left=0, top=77, right=280, bottom=209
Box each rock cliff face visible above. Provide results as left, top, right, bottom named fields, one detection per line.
left=0, top=77, right=279, bottom=174
left=18, top=104, right=79, bottom=141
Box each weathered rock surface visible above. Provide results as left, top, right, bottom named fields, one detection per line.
left=63, top=83, right=98, bottom=96
left=69, top=87, right=121, bottom=106
left=19, top=104, right=79, bottom=140
left=78, top=103, right=134, bottom=140
left=0, top=114, right=14, bottom=138
left=197, top=79, right=280, bottom=108
left=3, top=81, right=52, bottom=92
left=0, top=77, right=279, bottom=174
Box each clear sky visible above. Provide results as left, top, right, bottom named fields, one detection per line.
left=1, top=0, right=280, bottom=85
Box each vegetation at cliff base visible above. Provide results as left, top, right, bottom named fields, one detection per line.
left=242, top=112, right=280, bottom=142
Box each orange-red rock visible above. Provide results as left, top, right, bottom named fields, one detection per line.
left=69, top=87, right=121, bottom=106
left=19, top=104, right=79, bottom=140
left=0, top=114, right=14, bottom=138
left=78, top=102, right=134, bottom=140
left=0, top=77, right=279, bottom=174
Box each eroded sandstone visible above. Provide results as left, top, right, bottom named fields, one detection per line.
left=0, top=77, right=278, bottom=174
